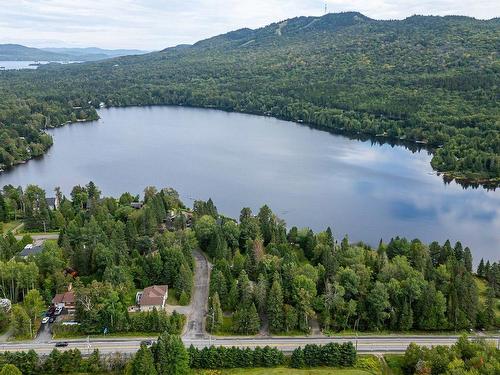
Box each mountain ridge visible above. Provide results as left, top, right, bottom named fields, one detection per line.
left=0, top=12, right=499, bottom=184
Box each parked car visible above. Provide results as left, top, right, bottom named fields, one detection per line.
left=41, top=317, right=49, bottom=324
left=49, top=316, right=55, bottom=323
left=54, top=307, right=63, bottom=316
left=141, top=340, right=153, bottom=347
left=55, top=342, right=68, bottom=347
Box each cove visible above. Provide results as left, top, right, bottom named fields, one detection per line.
left=0, top=106, right=498, bottom=262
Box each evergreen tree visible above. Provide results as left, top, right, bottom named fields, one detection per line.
left=290, top=347, right=305, bottom=368
left=0, top=193, right=6, bottom=222
left=477, top=258, right=485, bottom=277
left=207, top=292, right=223, bottom=333
left=267, top=277, right=284, bottom=333
left=463, top=247, right=472, bottom=273
left=130, top=344, right=157, bottom=375
left=154, top=333, right=189, bottom=375
left=255, top=273, right=268, bottom=316
left=233, top=303, right=260, bottom=334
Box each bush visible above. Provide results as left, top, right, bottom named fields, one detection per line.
left=290, top=342, right=357, bottom=368
left=188, top=345, right=285, bottom=369
left=355, top=355, right=382, bottom=374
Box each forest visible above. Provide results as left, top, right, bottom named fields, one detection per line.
left=0, top=12, right=498, bottom=185
left=0, top=182, right=498, bottom=342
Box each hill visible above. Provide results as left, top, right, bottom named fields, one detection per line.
left=0, top=12, right=499, bottom=184
left=0, top=44, right=147, bottom=62
left=40, top=47, right=149, bottom=60
left=0, top=44, right=74, bottom=61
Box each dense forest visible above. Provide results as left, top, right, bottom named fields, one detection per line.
left=0, top=12, right=498, bottom=185
left=1, top=183, right=498, bottom=342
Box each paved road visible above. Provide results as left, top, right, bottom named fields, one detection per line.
left=14, top=233, right=59, bottom=241
left=0, top=335, right=498, bottom=355
left=183, top=249, right=211, bottom=338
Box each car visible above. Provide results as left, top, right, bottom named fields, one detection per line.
left=55, top=342, right=68, bottom=348
left=41, top=317, right=49, bottom=324
left=55, top=307, right=63, bottom=315
left=141, top=340, right=153, bottom=347
left=49, top=316, right=55, bottom=323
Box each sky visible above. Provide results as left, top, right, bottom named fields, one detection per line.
left=0, top=0, right=498, bottom=50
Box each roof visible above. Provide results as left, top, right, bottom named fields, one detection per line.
left=52, top=291, right=75, bottom=305
left=139, top=285, right=168, bottom=306
left=19, top=243, right=44, bottom=257
left=45, top=197, right=57, bottom=206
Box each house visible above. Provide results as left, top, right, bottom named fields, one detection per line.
left=130, top=202, right=144, bottom=210
left=52, top=285, right=76, bottom=311
left=19, top=240, right=44, bottom=258
left=45, top=197, right=60, bottom=210
left=135, top=285, right=168, bottom=312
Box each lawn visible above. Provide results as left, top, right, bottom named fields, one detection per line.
left=194, top=369, right=373, bottom=375
left=475, top=276, right=500, bottom=319
left=1, top=221, right=22, bottom=234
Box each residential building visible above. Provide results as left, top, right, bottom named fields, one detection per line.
left=135, top=285, right=168, bottom=312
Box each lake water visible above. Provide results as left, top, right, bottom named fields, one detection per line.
left=0, top=61, right=79, bottom=70
left=0, top=106, right=498, bottom=263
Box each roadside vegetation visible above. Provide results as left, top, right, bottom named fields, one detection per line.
left=0, top=13, right=498, bottom=185
left=0, top=182, right=499, bottom=341
left=385, top=335, right=499, bottom=374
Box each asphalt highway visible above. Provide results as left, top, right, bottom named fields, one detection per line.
left=1, top=335, right=498, bottom=355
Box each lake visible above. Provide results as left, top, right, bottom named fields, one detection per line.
left=0, top=61, right=79, bottom=70
left=0, top=106, right=498, bottom=263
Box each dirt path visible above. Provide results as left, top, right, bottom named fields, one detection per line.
left=182, top=249, right=211, bottom=339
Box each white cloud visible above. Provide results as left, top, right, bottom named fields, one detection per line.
left=0, top=0, right=498, bottom=49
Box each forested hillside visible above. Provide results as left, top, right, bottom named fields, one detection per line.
left=0, top=12, right=499, bottom=184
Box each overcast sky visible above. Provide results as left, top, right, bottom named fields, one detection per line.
left=0, top=0, right=498, bottom=50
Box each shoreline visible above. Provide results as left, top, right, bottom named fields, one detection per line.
left=1, top=103, right=498, bottom=189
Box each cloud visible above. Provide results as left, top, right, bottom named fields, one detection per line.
left=0, top=0, right=498, bottom=49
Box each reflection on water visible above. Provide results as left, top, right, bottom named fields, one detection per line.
left=0, top=106, right=498, bottom=263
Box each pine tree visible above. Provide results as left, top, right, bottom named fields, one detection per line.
left=131, top=344, right=157, bottom=375
left=207, top=292, right=223, bottom=333
left=463, top=247, right=473, bottom=273
left=477, top=259, right=485, bottom=277
left=233, top=303, right=260, bottom=334
left=267, top=278, right=284, bottom=333
left=290, top=347, right=305, bottom=368
left=0, top=193, right=6, bottom=222
left=484, top=287, right=495, bottom=329
left=255, top=273, right=268, bottom=316
left=154, top=333, right=189, bottom=375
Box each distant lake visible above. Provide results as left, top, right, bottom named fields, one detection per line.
left=0, top=106, right=498, bottom=263
left=0, top=61, right=78, bottom=70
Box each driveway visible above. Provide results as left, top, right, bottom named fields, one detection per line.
left=181, top=249, right=211, bottom=339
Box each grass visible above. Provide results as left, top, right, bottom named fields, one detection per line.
left=18, top=230, right=59, bottom=236
left=212, top=315, right=239, bottom=336
left=1, top=221, right=22, bottom=234
left=53, top=331, right=159, bottom=339
left=194, top=369, right=373, bottom=375
left=167, top=288, right=180, bottom=305
left=324, top=329, right=471, bottom=337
